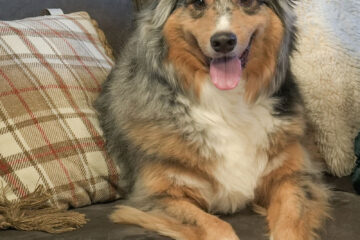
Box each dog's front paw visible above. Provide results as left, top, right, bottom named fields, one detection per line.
left=269, top=231, right=316, bottom=240
left=205, top=221, right=239, bottom=240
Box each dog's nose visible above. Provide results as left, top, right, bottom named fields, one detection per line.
left=211, top=32, right=237, bottom=53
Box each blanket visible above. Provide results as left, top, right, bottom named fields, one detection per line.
left=292, top=0, right=360, bottom=177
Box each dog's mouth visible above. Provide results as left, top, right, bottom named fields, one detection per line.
left=208, top=34, right=255, bottom=91
left=239, top=34, right=255, bottom=68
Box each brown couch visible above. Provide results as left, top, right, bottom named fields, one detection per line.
left=0, top=0, right=359, bottom=239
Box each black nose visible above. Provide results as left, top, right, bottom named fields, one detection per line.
left=210, top=32, right=237, bottom=53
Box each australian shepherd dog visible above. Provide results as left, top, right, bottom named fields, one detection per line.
left=95, top=0, right=330, bottom=239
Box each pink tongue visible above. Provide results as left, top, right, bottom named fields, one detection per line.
left=210, top=57, right=242, bottom=90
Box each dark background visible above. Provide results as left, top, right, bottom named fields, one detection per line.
left=0, top=0, right=136, bottom=56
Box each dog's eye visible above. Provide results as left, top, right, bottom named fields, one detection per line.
left=239, top=0, right=255, bottom=7
left=192, top=0, right=206, bottom=9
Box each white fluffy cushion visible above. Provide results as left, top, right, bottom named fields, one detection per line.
left=292, top=0, right=360, bottom=176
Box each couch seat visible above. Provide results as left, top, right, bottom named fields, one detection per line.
left=1, top=176, right=359, bottom=240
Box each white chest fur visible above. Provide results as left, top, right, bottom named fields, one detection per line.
left=190, top=82, right=279, bottom=214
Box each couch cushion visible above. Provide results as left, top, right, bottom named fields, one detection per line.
left=0, top=12, right=119, bottom=210
left=325, top=175, right=356, bottom=194
left=1, top=190, right=359, bottom=239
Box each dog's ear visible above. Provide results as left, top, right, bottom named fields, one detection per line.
left=152, top=0, right=178, bottom=28
left=265, top=0, right=296, bottom=25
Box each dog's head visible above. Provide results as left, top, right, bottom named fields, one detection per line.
left=138, top=0, right=296, bottom=101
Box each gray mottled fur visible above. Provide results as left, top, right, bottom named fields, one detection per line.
left=95, top=0, right=298, bottom=196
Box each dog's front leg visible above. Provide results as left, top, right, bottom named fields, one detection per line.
left=256, top=143, right=330, bottom=240
left=111, top=197, right=239, bottom=240
left=161, top=198, right=240, bottom=240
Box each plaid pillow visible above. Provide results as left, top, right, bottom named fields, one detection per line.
left=0, top=12, right=120, bottom=209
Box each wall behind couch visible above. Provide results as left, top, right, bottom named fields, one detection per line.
left=0, top=0, right=134, bottom=56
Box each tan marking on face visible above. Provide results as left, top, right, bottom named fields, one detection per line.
left=163, top=9, right=209, bottom=98
left=243, top=9, right=284, bottom=102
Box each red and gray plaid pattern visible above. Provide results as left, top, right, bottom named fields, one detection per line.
left=0, top=12, right=120, bottom=209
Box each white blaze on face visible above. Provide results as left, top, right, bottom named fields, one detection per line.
left=210, top=13, right=242, bottom=91
left=216, top=14, right=231, bottom=32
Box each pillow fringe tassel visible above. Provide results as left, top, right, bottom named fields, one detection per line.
left=0, top=185, right=88, bottom=233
